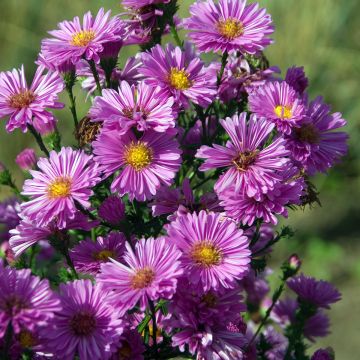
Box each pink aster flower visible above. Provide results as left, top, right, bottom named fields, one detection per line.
left=9, top=211, right=98, bottom=257
left=122, top=0, right=170, bottom=8
left=44, top=279, right=123, bottom=360
left=284, top=96, right=348, bottom=175
left=183, top=0, right=274, bottom=54
left=196, top=112, right=289, bottom=197
left=41, top=8, right=125, bottom=67
left=98, top=195, right=126, bottom=225
left=15, top=148, right=37, bottom=171
left=0, top=263, right=60, bottom=338
left=70, top=232, right=126, bottom=275
left=166, top=210, right=251, bottom=291
left=21, top=147, right=100, bottom=229
left=90, top=81, right=175, bottom=133
left=97, top=237, right=183, bottom=314
left=0, top=65, right=64, bottom=132
left=140, top=43, right=217, bottom=109
left=287, top=274, right=341, bottom=309
left=219, top=166, right=304, bottom=225
left=93, top=126, right=182, bottom=201
left=249, top=81, right=306, bottom=134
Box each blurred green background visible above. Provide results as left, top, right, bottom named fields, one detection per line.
left=0, top=1, right=359, bottom=358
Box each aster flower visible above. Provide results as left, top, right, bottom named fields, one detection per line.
left=15, top=148, right=37, bottom=171
left=311, top=348, right=334, bottom=360
left=0, top=65, right=64, bottom=132
left=93, top=126, right=182, bottom=201
left=44, top=279, right=123, bottom=360
left=0, top=263, right=60, bottom=337
left=122, top=0, right=170, bottom=8
left=90, top=81, right=175, bottom=133
left=287, top=274, right=341, bottom=309
left=183, top=0, right=274, bottom=54
left=140, top=43, right=217, bottom=109
left=285, top=66, right=308, bottom=95
left=0, top=197, right=20, bottom=230
left=21, top=147, right=100, bottom=229
left=241, top=269, right=270, bottom=307
left=98, top=195, right=126, bottom=225
left=260, top=326, right=288, bottom=360
left=219, top=165, right=304, bottom=225
left=97, top=237, right=183, bottom=313
left=166, top=210, right=251, bottom=291
left=70, top=233, right=126, bottom=275
left=41, top=8, right=125, bottom=67
left=248, top=81, right=306, bottom=134
left=196, top=112, right=289, bottom=197
left=284, top=96, right=348, bottom=175
left=9, top=211, right=98, bottom=257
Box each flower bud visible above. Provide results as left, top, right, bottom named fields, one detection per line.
left=311, top=348, right=335, bottom=360
left=16, top=148, right=37, bottom=171
left=281, top=254, right=301, bottom=279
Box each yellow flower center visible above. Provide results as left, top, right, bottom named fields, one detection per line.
left=217, top=18, right=244, bottom=39
left=70, top=312, right=96, bottom=336
left=48, top=177, right=72, bottom=199
left=117, top=341, right=132, bottom=359
left=93, top=249, right=115, bottom=262
left=190, top=242, right=222, bottom=267
left=168, top=68, right=192, bottom=90
left=295, top=124, right=320, bottom=144
left=19, top=330, right=36, bottom=348
left=71, top=30, right=96, bottom=47
left=232, top=150, right=259, bottom=171
left=274, top=105, right=293, bottom=119
left=8, top=90, right=35, bottom=109
left=131, top=267, right=155, bottom=289
left=124, top=142, right=153, bottom=171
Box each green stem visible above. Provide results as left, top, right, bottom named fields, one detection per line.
left=87, top=59, right=102, bottom=95
left=170, top=22, right=183, bottom=48
left=149, top=300, right=158, bottom=353
left=65, top=80, right=79, bottom=128
left=63, top=247, right=79, bottom=279
left=27, top=124, right=50, bottom=157
left=217, top=51, right=228, bottom=87
left=248, top=281, right=286, bottom=348
left=2, top=322, right=13, bottom=360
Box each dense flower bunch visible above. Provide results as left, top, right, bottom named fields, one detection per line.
left=0, top=1, right=348, bottom=359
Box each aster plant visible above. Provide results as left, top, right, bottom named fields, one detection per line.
left=0, top=1, right=348, bottom=359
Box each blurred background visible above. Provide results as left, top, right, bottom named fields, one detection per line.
left=0, top=1, right=359, bottom=358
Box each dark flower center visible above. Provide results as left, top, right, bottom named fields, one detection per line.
left=70, top=312, right=96, bottom=336
left=201, top=292, right=218, bottom=307
left=8, top=90, right=35, bottom=109
left=295, top=124, right=320, bottom=144
left=93, top=249, right=116, bottom=261
left=1, top=295, right=27, bottom=316
left=117, top=341, right=132, bottom=359
left=232, top=150, right=259, bottom=171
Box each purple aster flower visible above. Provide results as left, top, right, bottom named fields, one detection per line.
left=285, top=66, right=308, bottom=95
left=245, top=224, right=274, bottom=256
left=219, top=165, right=304, bottom=225
left=183, top=0, right=274, bottom=54
left=93, top=126, right=182, bottom=201
left=90, top=81, right=175, bottom=133
left=15, top=148, right=37, bottom=171
left=97, top=237, right=182, bottom=314
left=217, top=54, right=280, bottom=102
left=122, top=0, right=170, bottom=8
left=140, top=42, right=217, bottom=109
left=0, top=65, right=64, bottom=132
left=98, top=195, right=126, bottom=225
left=9, top=211, right=98, bottom=257
left=44, top=279, right=123, bottom=360
left=70, top=232, right=126, bottom=275
left=0, top=197, right=20, bottom=230
left=284, top=96, right=348, bottom=175
left=196, top=112, right=289, bottom=197
left=0, top=263, right=60, bottom=337
left=311, top=348, right=334, bottom=360
left=241, top=269, right=270, bottom=307
left=272, top=298, right=330, bottom=342
left=166, top=210, right=251, bottom=291
left=287, top=274, right=341, bottom=309
left=41, top=8, right=125, bottom=67
left=249, top=81, right=306, bottom=134
left=110, top=329, right=145, bottom=360
left=261, top=326, right=288, bottom=360
left=21, top=147, right=100, bottom=229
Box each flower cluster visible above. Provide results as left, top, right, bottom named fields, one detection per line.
left=0, top=1, right=348, bottom=359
